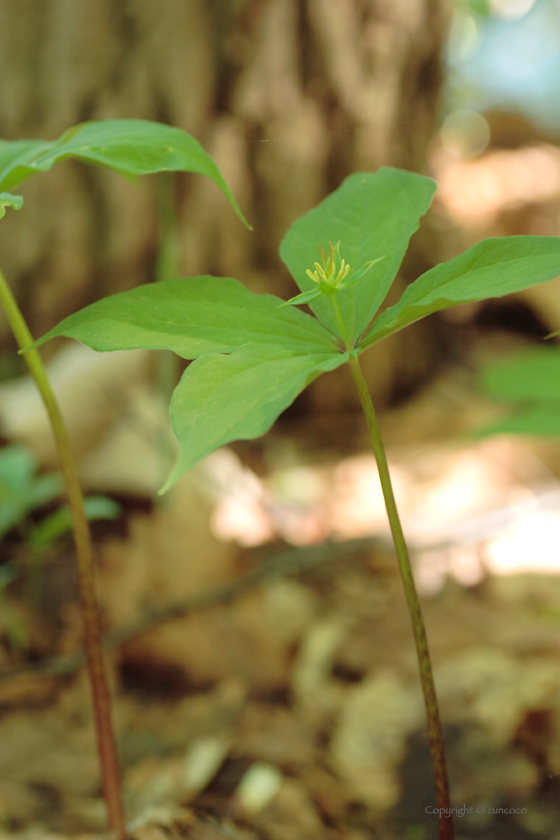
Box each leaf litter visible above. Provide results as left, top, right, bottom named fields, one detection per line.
left=1, top=356, right=560, bottom=839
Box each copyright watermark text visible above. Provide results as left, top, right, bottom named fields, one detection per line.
left=425, top=804, right=527, bottom=817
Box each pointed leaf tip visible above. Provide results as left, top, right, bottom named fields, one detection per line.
left=280, top=169, right=436, bottom=343
left=0, top=192, right=23, bottom=219
left=158, top=347, right=349, bottom=491
left=0, top=120, right=251, bottom=228
left=362, top=235, right=560, bottom=348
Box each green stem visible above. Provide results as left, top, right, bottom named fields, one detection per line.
left=0, top=269, right=127, bottom=840
left=332, top=297, right=454, bottom=840
left=331, top=295, right=353, bottom=353
left=155, top=173, right=180, bottom=489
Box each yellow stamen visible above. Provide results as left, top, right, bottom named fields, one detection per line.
left=307, top=242, right=352, bottom=290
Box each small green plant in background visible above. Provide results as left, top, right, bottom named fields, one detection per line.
left=0, top=443, right=120, bottom=551
left=0, top=443, right=120, bottom=645
left=477, top=345, right=560, bottom=437
left=0, top=119, right=250, bottom=840
left=0, top=444, right=64, bottom=543
left=28, top=165, right=560, bottom=840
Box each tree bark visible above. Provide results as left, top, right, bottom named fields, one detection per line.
left=0, top=0, right=450, bottom=405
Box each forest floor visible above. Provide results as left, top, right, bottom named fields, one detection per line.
left=1, top=349, right=560, bottom=840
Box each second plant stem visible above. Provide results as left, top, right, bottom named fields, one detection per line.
left=0, top=269, right=127, bottom=840
left=331, top=297, right=454, bottom=840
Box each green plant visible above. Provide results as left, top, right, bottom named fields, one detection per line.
left=0, top=443, right=120, bottom=549
left=477, top=345, right=560, bottom=437
left=0, top=444, right=64, bottom=542
left=28, top=166, right=560, bottom=839
left=0, top=119, right=250, bottom=839
left=0, top=443, right=120, bottom=645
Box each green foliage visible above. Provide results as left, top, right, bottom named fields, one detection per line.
left=33, top=276, right=338, bottom=357
left=0, top=192, right=23, bottom=219
left=31, top=276, right=345, bottom=491
left=164, top=347, right=348, bottom=491
left=4, top=116, right=559, bottom=833
left=456, top=0, right=490, bottom=17
left=0, top=118, right=255, bottom=835
left=0, top=444, right=119, bottom=649
left=361, top=237, right=560, bottom=348
left=28, top=495, right=121, bottom=553
left=0, top=119, right=250, bottom=228
left=281, top=240, right=384, bottom=308
left=0, top=444, right=120, bottom=549
left=280, top=170, right=436, bottom=343
left=32, top=167, right=560, bottom=492
left=477, top=347, right=560, bottom=437
left=0, top=445, right=63, bottom=541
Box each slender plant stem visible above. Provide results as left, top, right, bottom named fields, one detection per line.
left=331, top=296, right=454, bottom=840
left=155, top=173, right=180, bottom=488
left=0, top=269, right=127, bottom=840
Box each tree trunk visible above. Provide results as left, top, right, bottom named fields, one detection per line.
left=0, top=0, right=450, bottom=406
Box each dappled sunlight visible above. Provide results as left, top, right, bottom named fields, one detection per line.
left=489, top=0, right=538, bottom=19
left=205, top=449, right=275, bottom=547
left=328, top=455, right=409, bottom=539
left=417, top=546, right=486, bottom=594
left=485, top=507, right=560, bottom=574
left=404, top=447, right=515, bottom=540
left=210, top=435, right=560, bottom=588
left=431, top=142, right=560, bottom=229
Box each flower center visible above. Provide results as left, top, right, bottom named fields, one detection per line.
left=306, top=241, right=350, bottom=290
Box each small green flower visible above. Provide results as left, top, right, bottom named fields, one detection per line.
left=281, top=241, right=384, bottom=308
left=306, top=241, right=350, bottom=294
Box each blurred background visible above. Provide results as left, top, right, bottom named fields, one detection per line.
left=1, top=2, right=560, bottom=838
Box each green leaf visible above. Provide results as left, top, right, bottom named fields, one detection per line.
left=24, top=473, right=65, bottom=511
left=280, top=169, right=436, bottom=344
left=474, top=348, right=560, bottom=438
left=33, top=273, right=345, bottom=493
left=280, top=288, right=323, bottom=307
left=342, top=256, right=386, bottom=291
left=0, top=120, right=251, bottom=228
left=482, top=347, right=560, bottom=404
left=161, top=346, right=348, bottom=492
left=362, top=237, right=560, bottom=348
left=0, top=446, right=63, bottom=540
left=0, top=140, right=51, bottom=187
left=0, top=445, right=36, bottom=492
left=0, top=564, right=19, bottom=589
left=474, top=406, right=560, bottom=438
left=0, top=191, right=23, bottom=219
left=32, top=277, right=339, bottom=358
left=29, top=495, right=121, bottom=552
